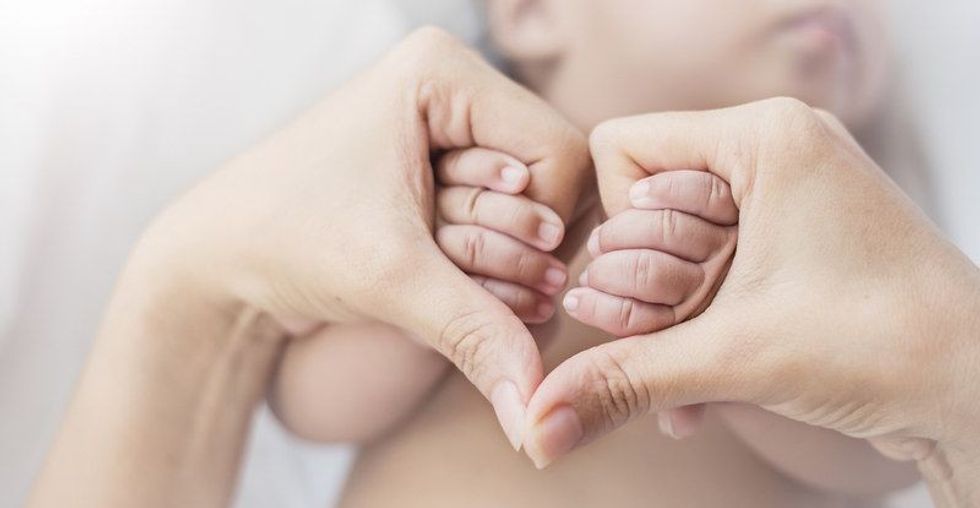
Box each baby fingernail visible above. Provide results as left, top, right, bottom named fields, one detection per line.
left=544, top=267, right=567, bottom=289
left=538, top=222, right=563, bottom=246
left=587, top=228, right=600, bottom=256
left=657, top=412, right=679, bottom=439
left=491, top=381, right=527, bottom=452
left=578, top=270, right=589, bottom=286
left=629, top=181, right=652, bottom=206
left=537, top=300, right=555, bottom=320
left=526, top=405, right=584, bottom=469
left=563, top=293, right=580, bottom=312
left=501, top=165, right=527, bottom=187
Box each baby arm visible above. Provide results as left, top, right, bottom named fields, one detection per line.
left=270, top=147, right=568, bottom=443
left=567, top=170, right=918, bottom=496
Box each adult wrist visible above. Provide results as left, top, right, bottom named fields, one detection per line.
left=29, top=242, right=287, bottom=507
left=916, top=263, right=980, bottom=507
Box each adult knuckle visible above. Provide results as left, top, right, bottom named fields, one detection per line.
left=763, top=96, right=812, bottom=118
left=587, top=348, right=650, bottom=427
left=812, top=107, right=838, bottom=125
left=400, top=26, right=460, bottom=56
left=766, top=97, right=825, bottom=140
left=388, top=26, right=470, bottom=87
left=437, top=310, right=495, bottom=382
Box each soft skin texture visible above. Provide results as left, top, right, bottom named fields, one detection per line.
left=27, top=27, right=592, bottom=507
left=523, top=98, right=980, bottom=506
left=324, top=1, right=915, bottom=503
left=270, top=146, right=570, bottom=444
left=281, top=0, right=915, bottom=502
left=483, top=0, right=915, bottom=496
left=488, top=0, right=889, bottom=130
left=26, top=29, right=980, bottom=508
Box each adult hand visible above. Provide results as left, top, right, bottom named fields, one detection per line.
left=30, top=27, right=589, bottom=507
left=522, top=98, right=980, bottom=506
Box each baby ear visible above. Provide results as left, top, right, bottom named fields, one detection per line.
left=485, top=0, right=566, bottom=62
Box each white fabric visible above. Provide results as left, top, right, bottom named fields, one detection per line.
left=0, top=1, right=975, bottom=507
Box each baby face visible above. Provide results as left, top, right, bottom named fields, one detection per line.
left=489, top=0, right=889, bottom=129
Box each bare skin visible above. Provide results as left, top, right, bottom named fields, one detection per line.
left=335, top=207, right=913, bottom=508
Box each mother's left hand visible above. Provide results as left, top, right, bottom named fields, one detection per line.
left=29, top=27, right=591, bottom=507
left=522, top=99, right=980, bottom=506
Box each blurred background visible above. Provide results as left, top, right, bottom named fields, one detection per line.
left=1, top=1, right=976, bottom=507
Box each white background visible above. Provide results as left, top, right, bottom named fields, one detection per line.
left=0, top=1, right=976, bottom=507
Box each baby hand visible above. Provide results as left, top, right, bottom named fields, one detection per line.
left=564, top=170, right=737, bottom=336
left=434, top=147, right=568, bottom=324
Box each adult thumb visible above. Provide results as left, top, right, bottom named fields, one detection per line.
left=381, top=242, right=544, bottom=451
left=522, top=308, right=760, bottom=468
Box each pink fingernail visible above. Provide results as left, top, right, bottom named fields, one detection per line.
left=491, top=381, right=526, bottom=451
left=563, top=293, right=580, bottom=312
left=587, top=227, right=600, bottom=256
left=526, top=405, right=584, bottom=469
left=538, top=222, right=563, bottom=247
left=537, top=300, right=555, bottom=320
left=544, top=267, right=567, bottom=289
left=501, top=166, right=527, bottom=187
left=657, top=412, right=679, bottom=439
left=578, top=270, right=589, bottom=286
left=630, top=181, right=652, bottom=206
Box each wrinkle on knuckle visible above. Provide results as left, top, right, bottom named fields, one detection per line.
left=464, top=188, right=484, bottom=223
left=462, top=229, right=485, bottom=267
left=617, top=298, right=636, bottom=335
left=707, top=175, right=729, bottom=215
left=631, top=252, right=652, bottom=290
left=437, top=310, right=495, bottom=383
left=658, top=209, right=678, bottom=244
left=587, top=348, right=650, bottom=429
left=514, top=248, right=535, bottom=280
